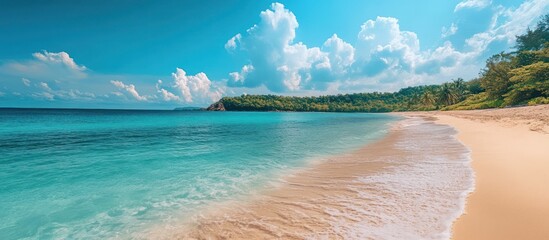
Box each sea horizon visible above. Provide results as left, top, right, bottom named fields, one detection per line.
left=2, top=1, right=548, bottom=239
left=1, top=108, right=407, bottom=239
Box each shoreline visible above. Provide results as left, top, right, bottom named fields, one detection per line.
left=400, top=105, right=549, bottom=240
left=151, top=115, right=473, bottom=239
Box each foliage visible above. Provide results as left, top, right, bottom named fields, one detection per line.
left=210, top=16, right=549, bottom=112
left=218, top=79, right=473, bottom=112
left=466, top=78, right=484, bottom=94
left=480, top=52, right=513, bottom=99
left=443, top=93, right=503, bottom=110
left=504, top=61, right=549, bottom=105
left=528, top=97, right=549, bottom=105
left=515, top=14, right=549, bottom=51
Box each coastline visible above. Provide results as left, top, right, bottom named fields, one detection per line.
left=400, top=105, right=549, bottom=240
left=151, top=114, right=473, bottom=239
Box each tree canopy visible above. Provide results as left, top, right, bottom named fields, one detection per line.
left=209, top=15, right=549, bottom=112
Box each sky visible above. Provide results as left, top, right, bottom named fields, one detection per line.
left=0, top=0, right=547, bottom=109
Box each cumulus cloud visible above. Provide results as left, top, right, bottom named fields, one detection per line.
left=1, top=49, right=224, bottom=106
left=223, top=2, right=547, bottom=93
left=224, top=4, right=475, bottom=92
left=32, top=51, right=87, bottom=71
left=465, top=0, right=549, bottom=54
left=171, top=68, right=223, bottom=103
left=350, top=16, right=475, bottom=86
left=441, top=23, right=458, bottom=38
left=39, top=82, right=52, bottom=91
left=455, top=0, right=492, bottom=12
left=229, top=64, right=254, bottom=84
left=322, top=34, right=355, bottom=75
left=156, top=80, right=180, bottom=101
left=0, top=51, right=87, bottom=80
left=225, top=33, right=241, bottom=51
left=303, top=34, right=356, bottom=90
left=415, top=41, right=470, bottom=74
left=110, top=80, right=148, bottom=101
left=354, top=16, right=420, bottom=78
left=226, top=3, right=357, bottom=92
left=2, top=1, right=546, bottom=107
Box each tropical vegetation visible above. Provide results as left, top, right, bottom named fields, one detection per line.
left=209, top=15, right=549, bottom=112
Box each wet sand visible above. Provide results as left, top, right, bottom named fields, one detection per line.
left=402, top=105, right=549, bottom=240
left=150, top=117, right=473, bottom=239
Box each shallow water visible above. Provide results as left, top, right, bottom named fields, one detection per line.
left=0, top=109, right=394, bottom=239
left=175, top=117, right=474, bottom=240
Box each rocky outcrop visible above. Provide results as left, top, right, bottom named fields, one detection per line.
left=206, top=101, right=226, bottom=111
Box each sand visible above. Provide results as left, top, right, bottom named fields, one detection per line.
left=152, top=105, right=549, bottom=239
left=151, top=116, right=473, bottom=239
left=402, top=105, right=549, bottom=240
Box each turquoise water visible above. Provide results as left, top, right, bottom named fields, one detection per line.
left=0, top=109, right=395, bottom=239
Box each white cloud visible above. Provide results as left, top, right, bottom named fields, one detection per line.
left=159, top=88, right=180, bottom=101
left=354, top=16, right=420, bottom=77
left=465, top=0, right=549, bottom=54
left=156, top=80, right=180, bottom=101
left=2, top=1, right=546, bottom=107
left=2, top=49, right=224, bottom=105
left=229, top=64, right=254, bottom=83
left=21, top=78, right=31, bottom=86
left=39, top=82, right=52, bottom=91
left=111, top=91, right=124, bottom=97
left=350, top=16, right=475, bottom=86
left=441, top=23, right=458, bottom=38
left=110, top=80, right=148, bottom=101
left=322, top=34, right=355, bottom=75
left=172, top=68, right=223, bottom=103
left=32, top=51, right=87, bottom=71
left=65, top=89, right=96, bottom=100
left=225, top=33, right=241, bottom=51
left=33, top=92, right=55, bottom=101
left=455, top=0, right=492, bottom=12
left=226, top=3, right=355, bottom=92
left=223, top=5, right=474, bottom=92
left=0, top=50, right=87, bottom=80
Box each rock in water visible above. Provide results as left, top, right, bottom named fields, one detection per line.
left=207, top=102, right=226, bottom=111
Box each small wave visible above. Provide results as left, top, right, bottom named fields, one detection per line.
left=164, top=117, right=474, bottom=240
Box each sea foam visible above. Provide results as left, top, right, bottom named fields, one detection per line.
left=172, top=117, right=474, bottom=240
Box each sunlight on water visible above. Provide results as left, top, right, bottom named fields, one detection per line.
left=0, top=109, right=395, bottom=239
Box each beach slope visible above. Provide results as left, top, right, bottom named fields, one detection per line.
left=402, top=105, right=549, bottom=240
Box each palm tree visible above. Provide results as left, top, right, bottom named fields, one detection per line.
left=408, top=92, right=421, bottom=108
left=438, top=83, right=459, bottom=106
left=452, top=78, right=467, bottom=101
left=421, top=89, right=436, bottom=108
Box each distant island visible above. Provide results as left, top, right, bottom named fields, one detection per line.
left=173, top=107, right=205, bottom=111
left=208, top=15, right=548, bottom=113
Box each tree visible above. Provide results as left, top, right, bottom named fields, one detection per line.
left=466, top=78, right=484, bottom=94
left=421, top=89, right=436, bottom=108
left=438, top=83, right=458, bottom=106
left=515, top=14, right=549, bottom=51
left=480, top=53, right=513, bottom=99
left=452, top=78, right=467, bottom=101
left=209, top=16, right=548, bottom=112
left=504, top=61, right=549, bottom=105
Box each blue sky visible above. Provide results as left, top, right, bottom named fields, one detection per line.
left=0, top=0, right=547, bottom=109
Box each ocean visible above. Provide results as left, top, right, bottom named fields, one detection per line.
left=0, top=109, right=396, bottom=239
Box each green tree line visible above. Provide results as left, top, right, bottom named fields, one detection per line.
left=210, top=15, right=549, bottom=112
